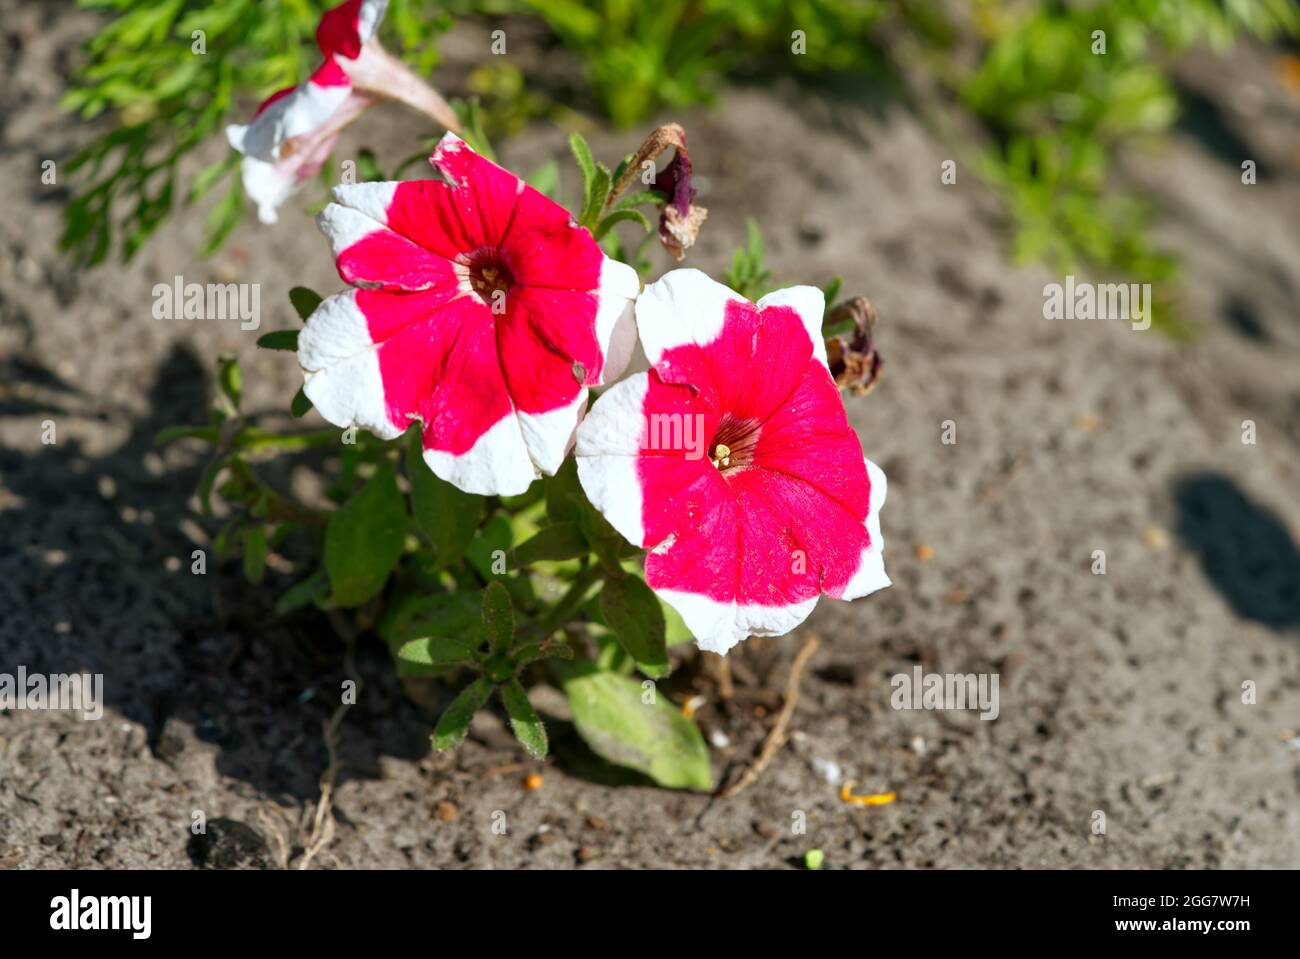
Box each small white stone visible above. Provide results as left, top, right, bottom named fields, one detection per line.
left=811, top=757, right=842, bottom=785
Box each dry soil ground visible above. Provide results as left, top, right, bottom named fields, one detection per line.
left=1, top=4, right=1298, bottom=868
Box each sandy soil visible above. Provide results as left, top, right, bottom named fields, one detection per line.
left=2, top=3, right=1298, bottom=869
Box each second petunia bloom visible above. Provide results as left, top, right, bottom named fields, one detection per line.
left=226, top=0, right=459, bottom=224
left=575, top=269, right=889, bottom=654
left=299, top=133, right=639, bottom=496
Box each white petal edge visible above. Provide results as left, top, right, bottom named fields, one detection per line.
left=316, top=200, right=390, bottom=257
left=839, top=456, right=891, bottom=600
left=594, top=257, right=639, bottom=385
left=656, top=588, right=820, bottom=657
left=423, top=409, right=538, bottom=497
left=516, top=388, right=588, bottom=479
left=757, top=284, right=830, bottom=371
left=574, top=374, right=649, bottom=548
left=635, top=268, right=744, bottom=367
left=330, top=180, right=397, bottom=228
left=298, top=289, right=403, bottom=441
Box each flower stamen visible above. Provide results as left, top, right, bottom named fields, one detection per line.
left=709, top=414, right=760, bottom=475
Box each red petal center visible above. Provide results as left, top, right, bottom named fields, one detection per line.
left=710, top=413, right=761, bottom=474
left=463, top=248, right=515, bottom=307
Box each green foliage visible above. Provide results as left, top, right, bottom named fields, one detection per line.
left=725, top=218, right=773, bottom=300
left=557, top=662, right=712, bottom=790
left=64, top=0, right=1300, bottom=326
left=500, top=679, right=548, bottom=759
left=324, top=466, right=407, bottom=607
left=517, top=0, right=885, bottom=128
left=159, top=282, right=711, bottom=783
left=599, top=573, right=669, bottom=679
left=953, top=0, right=1298, bottom=330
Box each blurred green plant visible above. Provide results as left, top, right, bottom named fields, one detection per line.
left=953, top=0, right=1299, bottom=332
left=63, top=0, right=1300, bottom=335
left=512, top=0, right=886, bottom=127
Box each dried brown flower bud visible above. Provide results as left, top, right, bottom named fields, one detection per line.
left=825, top=296, right=883, bottom=395
left=606, top=123, right=708, bottom=261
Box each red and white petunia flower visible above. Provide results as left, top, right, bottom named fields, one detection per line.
left=226, top=0, right=458, bottom=224
left=298, top=133, right=640, bottom=496
left=575, top=269, right=889, bottom=654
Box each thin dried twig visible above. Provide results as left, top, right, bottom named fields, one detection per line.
left=719, top=633, right=821, bottom=799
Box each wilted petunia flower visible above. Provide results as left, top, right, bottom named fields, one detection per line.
left=574, top=269, right=889, bottom=654
left=824, top=295, right=883, bottom=395
left=299, top=133, right=640, bottom=496
left=226, top=0, right=458, bottom=223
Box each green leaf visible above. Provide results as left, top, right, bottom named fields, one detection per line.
left=274, top=570, right=329, bottom=616
left=290, top=386, right=312, bottom=418
left=558, top=663, right=711, bottom=791
left=500, top=679, right=548, bottom=759
left=324, top=466, right=406, bottom=607
left=378, top=590, right=482, bottom=654
left=256, top=329, right=298, bottom=351
left=594, top=208, right=652, bottom=241
left=481, top=581, right=515, bottom=654
left=433, top=676, right=492, bottom=751
left=599, top=574, right=669, bottom=678
left=615, top=190, right=667, bottom=210
left=405, top=430, right=482, bottom=567
left=217, top=353, right=241, bottom=412
left=821, top=277, right=843, bottom=318
left=242, top=524, right=267, bottom=585
left=512, top=522, right=589, bottom=566
left=465, top=514, right=516, bottom=580
left=569, top=131, right=596, bottom=202
left=288, top=287, right=322, bottom=322
left=581, top=164, right=611, bottom=230
left=397, top=634, right=478, bottom=670
left=544, top=457, right=586, bottom=524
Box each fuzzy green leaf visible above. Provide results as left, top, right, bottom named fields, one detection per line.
left=324, top=466, right=406, bottom=607
left=433, top=676, right=492, bottom=751
left=481, top=581, right=515, bottom=654
left=512, top=522, right=589, bottom=566
left=500, top=679, right=548, bottom=759
left=397, top=634, right=478, bottom=670
left=599, top=574, right=669, bottom=678
left=559, top=664, right=711, bottom=791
